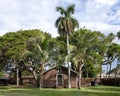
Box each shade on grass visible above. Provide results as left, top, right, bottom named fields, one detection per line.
left=0, top=86, right=120, bottom=96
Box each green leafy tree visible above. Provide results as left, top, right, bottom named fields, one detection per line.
left=0, top=29, right=48, bottom=86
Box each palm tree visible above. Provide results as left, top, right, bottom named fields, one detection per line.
left=66, top=28, right=105, bottom=89
left=25, top=33, right=50, bottom=88
left=55, top=4, right=79, bottom=88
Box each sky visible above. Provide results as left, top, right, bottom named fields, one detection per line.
left=0, top=0, right=120, bottom=43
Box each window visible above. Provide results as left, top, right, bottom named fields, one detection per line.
left=57, top=74, right=63, bottom=85
left=58, top=67, right=62, bottom=72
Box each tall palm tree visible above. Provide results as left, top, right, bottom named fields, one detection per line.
left=55, top=4, right=79, bottom=88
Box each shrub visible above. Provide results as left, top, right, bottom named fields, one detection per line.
left=0, top=71, right=3, bottom=77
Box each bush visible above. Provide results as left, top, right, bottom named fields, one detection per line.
left=0, top=71, right=3, bottom=77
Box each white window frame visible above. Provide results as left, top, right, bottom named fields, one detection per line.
left=56, top=74, right=63, bottom=85
left=58, top=67, right=62, bottom=72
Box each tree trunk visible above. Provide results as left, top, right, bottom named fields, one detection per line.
left=99, top=65, right=102, bottom=85
left=86, top=70, right=88, bottom=78
left=16, top=67, right=19, bottom=86
left=106, top=64, right=109, bottom=78
left=78, top=69, right=81, bottom=89
left=39, top=72, right=43, bottom=89
left=35, top=78, right=39, bottom=88
left=39, top=73, right=43, bottom=89
left=19, top=67, right=23, bottom=85
left=39, top=62, right=44, bottom=89
left=67, top=33, right=71, bottom=88
left=108, top=63, right=112, bottom=78
left=32, top=70, right=39, bottom=88
left=114, top=63, right=118, bottom=85
left=77, top=61, right=84, bottom=89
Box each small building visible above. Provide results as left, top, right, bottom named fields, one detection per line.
left=43, top=65, right=77, bottom=88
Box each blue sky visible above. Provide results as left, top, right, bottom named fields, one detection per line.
left=0, top=0, right=120, bottom=44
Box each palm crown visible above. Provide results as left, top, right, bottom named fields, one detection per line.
left=55, top=4, right=79, bottom=36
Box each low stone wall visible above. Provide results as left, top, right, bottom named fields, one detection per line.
left=9, top=76, right=35, bottom=86
left=22, top=76, right=35, bottom=86
left=102, top=78, right=120, bottom=86
left=9, top=76, right=101, bottom=87
left=81, top=78, right=100, bottom=87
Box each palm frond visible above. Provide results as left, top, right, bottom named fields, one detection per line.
left=66, top=4, right=75, bottom=16
left=24, top=50, right=33, bottom=56
left=71, top=18, right=79, bottom=29
left=65, top=53, right=75, bottom=62
left=56, top=6, right=66, bottom=15
left=72, top=56, right=79, bottom=68
left=55, top=4, right=79, bottom=36
left=68, top=44, right=76, bottom=52
left=37, top=43, right=42, bottom=53
left=55, top=17, right=62, bottom=28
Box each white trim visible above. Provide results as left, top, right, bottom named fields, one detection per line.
left=58, top=67, right=62, bottom=72
left=56, top=74, right=63, bottom=86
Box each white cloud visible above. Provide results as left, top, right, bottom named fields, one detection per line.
left=96, top=0, right=118, bottom=6
left=0, top=0, right=120, bottom=40
left=0, top=0, right=59, bottom=37
left=80, top=22, right=120, bottom=34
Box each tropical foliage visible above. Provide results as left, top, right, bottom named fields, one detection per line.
left=0, top=4, right=120, bottom=89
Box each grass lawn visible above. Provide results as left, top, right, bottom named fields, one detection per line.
left=0, top=85, right=120, bottom=96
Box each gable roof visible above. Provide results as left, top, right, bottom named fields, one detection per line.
left=43, top=65, right=77, bottom=74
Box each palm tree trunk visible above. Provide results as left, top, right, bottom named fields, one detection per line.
left=77, top=60, right=84, bottom=89
left=108, top=63, right=112, bottom=78
left=106, top=64, right=109, bottom=78
left=67, top=33, right=71, bottom=88
left=114, top=63, right=118, bottom=85
left=68, top=62, right=71, bottom=88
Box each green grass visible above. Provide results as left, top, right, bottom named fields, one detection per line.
left=0, top=86, right=120, bottom=96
